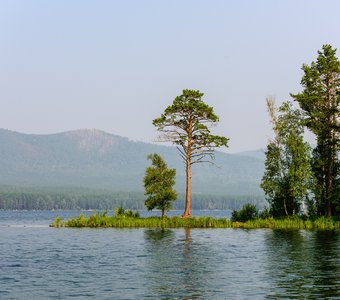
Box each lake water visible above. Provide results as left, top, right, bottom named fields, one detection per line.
left=0, top=211, right=339, bottom=299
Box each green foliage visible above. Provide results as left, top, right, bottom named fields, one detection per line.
left=143, top=154, right=177, bottom=217
left=114, top=206, right=125, bottom=217
left=51, top=216, right=64, bottom=228
left=306, top=196, right=317, bottom=218
left=114, top=207, right=140, bottom=218
left=231, top=203, right=258, bottom=222
left=152, top=89, right=229, bottom=165
left=153, top=89, right=229, bottom=216
left=291, top=44, right=340, bottom=216
left=258, top=207, right=271, bottom=219
left=261, top=100, right=312, bottom=217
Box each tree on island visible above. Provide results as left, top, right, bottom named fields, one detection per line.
left=143, top=153, right=177, bottom=218
left=153, top=89, right=228, bottom=217
left=261, top=98, right=312, bottom=217
left=291, top=44, right=340, bottom=216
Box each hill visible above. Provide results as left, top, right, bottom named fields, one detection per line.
left=0, top=128, right=265, bottom=197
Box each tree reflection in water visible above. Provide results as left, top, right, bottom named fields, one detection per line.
left=311, top=231, right=340, bottom=298
left=264, top=230, right=340, bottom=299
left=143, top=228, right=215, bottom=299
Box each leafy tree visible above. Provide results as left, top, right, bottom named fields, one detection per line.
left=291, top=44, right=340, bottom=216
left=153, top=89, right=228, bottom=217
left=261, top=99, right=312, bottom=217
left=143, top=153, right=177, bottom=218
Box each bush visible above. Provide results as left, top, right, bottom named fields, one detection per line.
left=51, top=216, right=63, bottom=228
left=259, top=206, right=271, bottom=219
left=114, top=207, right=140, bottom=218
left=231, top=203, right=258, bottom=222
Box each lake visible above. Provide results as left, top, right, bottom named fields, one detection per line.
left=0, top=210, right=339, bottom=299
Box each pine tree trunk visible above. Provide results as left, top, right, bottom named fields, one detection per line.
left=330, top=91, right=337, bottom=216
left=182, top=119, right=192, bottom=218
left=182, top=158, right=191, bottom=218
left=325, top=81, right=335, bottom=217
left=326, top=114, right=333, bottom=216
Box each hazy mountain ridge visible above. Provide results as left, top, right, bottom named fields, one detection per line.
left=0, top=129, right=265, bottom=196
left=236, top=149, right=266, bottom=160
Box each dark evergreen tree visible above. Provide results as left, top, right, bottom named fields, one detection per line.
left=291, top=45, right=340, bottom=216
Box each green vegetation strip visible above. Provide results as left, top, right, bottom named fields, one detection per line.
left=52, top=214, right=340, bottom=230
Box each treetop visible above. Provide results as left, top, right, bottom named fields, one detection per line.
left=153, top=89, right=220, bottom=127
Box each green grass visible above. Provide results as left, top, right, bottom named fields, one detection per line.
left=59, top=214, right=232, bottom=228
left=232, top=216, right=340, bottom=230
left=52, top=213, right=340, bottom=230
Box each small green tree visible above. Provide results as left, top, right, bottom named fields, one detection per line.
left=143, top=153, right=177, bottom=218
left=153, top=89, right=228, bottom=217
left=261, top=98, right=312, bottom=216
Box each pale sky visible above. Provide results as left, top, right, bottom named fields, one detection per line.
left=1, top=0, right=340, bottom=152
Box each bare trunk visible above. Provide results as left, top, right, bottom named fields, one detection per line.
left=325, top=83, right=334, bottom=216
left=182, top=119, right=192, bottom=218
left=329, top=91, right=337, bottom=217
left=326, top=114, right=332, bottom=216
left=162, top=208, right=165, bottom=218
left=283, top=198, right=289, bottom=216
left=333, top=112, right=337, bottom=178
left=182, top=159, right=191, bottom=218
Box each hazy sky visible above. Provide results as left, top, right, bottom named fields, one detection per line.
left=1, top=0, right=340, bottom=152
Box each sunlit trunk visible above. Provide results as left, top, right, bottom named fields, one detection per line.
left=182, top=119, right=192, bottom=218
left=182, top=159, right=191, bottom=218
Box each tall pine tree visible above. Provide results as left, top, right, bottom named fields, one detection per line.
left=291, top=45, right=340, bottom=216
left=153, top=90, right=228, bottom=217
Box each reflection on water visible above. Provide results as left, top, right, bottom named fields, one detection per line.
left=144, top=229, right=177, bottom=297
left=264, top=230, right=340, bottom=299
left=144, top=228, right=211, bottom=299
left=144, top=228, right=340, bottom=299
left=312, top=231, right=340, bottom=298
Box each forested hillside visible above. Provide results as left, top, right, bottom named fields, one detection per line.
left=0, top=128, right=266, bottom=209
left=0, top=129, right=264, bottom=196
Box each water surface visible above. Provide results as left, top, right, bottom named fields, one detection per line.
left=0, top=211, right=339, bottom=299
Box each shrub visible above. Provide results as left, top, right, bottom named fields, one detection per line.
left=231, top=203, right=258, bottom=222
left=51, top=216, right=63, bottom=228
left=124, top=209, right=140, bottom=218
left=114, top=207, right=140, bottom=218
left=259, top=206, right=271, bottom=219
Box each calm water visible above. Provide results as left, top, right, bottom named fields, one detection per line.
left=0, top=211, right=339, bottom=299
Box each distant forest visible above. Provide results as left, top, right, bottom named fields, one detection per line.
left=0, top=186, right=265, bottom=211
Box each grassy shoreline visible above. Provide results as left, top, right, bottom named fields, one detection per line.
left=52, top=214, right=340, bottom=230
